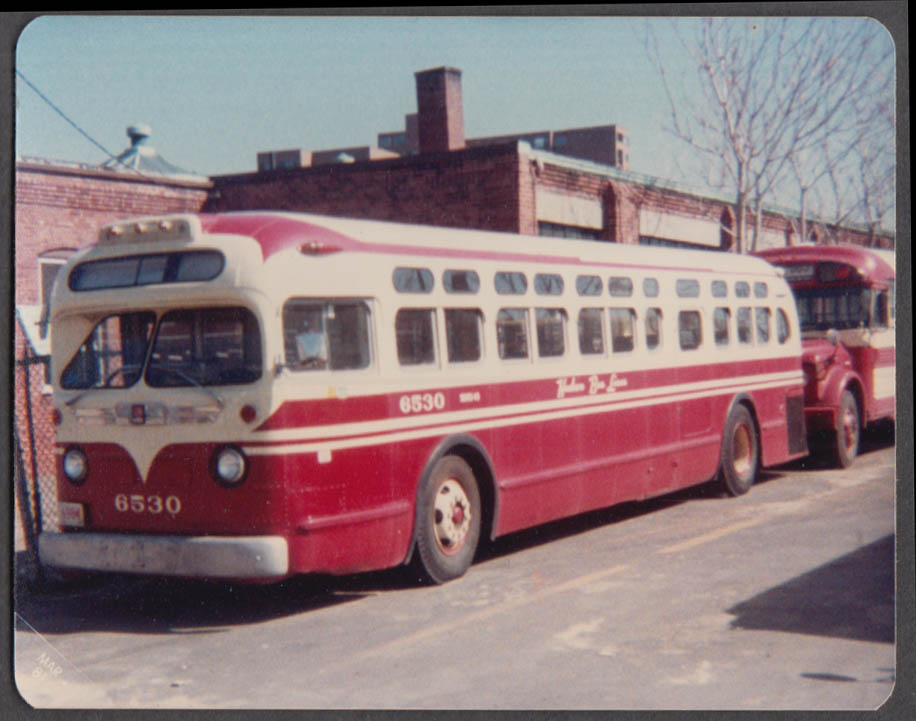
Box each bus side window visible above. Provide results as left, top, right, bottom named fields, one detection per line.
left=283, top=300, right=372, bottom=371
left=737, top=307, right=752, bottom=344
left=872, top=290, right=890, bottom=328
left=678, top=310, right=702, bottom=350
left=645, top=308, right=662, bottom=350
left=777, top=308, right=791, bottom=344
left=396, top=308, right=436, bottom=366
left=888, top=280, right=895, bottom=323
left=609, top=308, right=636, bottom=353
left=497, top=308, right=529, bottom=360
left=713, top=307, right=730, bottom=346
left=578, top=308, right=605, bottom=355
left=755, top=308, right=771, bottom=344
left=536, top=308, right=566, bottom=358
left=444, top=309, right=483, bottom=363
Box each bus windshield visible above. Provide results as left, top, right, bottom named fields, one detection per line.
left=793, top=287, right=871, bottom=331
left=60, top=307, right=262, bottom=390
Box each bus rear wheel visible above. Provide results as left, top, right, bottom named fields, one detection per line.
left=412, top=455, right=481, bottom=585
left=718, top=404, right=759, bottom=496
left=831, top=390, right=860, bottom=469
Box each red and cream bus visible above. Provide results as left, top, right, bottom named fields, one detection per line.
left=39, top=212, right=807, bottom=584
left=756, top=244, right=895, bottom=467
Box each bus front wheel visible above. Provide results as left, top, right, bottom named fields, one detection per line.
left=831, top=390, right=860, bottom=469
left=718, top=404, right=759, bottom=496
left=412, top=455, right=481, bottom=584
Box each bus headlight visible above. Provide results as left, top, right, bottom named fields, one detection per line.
left=63, top=447, right=89, bottom=485
left=211, top=445, right=249, bottom=487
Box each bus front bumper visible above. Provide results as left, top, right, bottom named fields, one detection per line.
left=37, top=532, right=289, bottom=579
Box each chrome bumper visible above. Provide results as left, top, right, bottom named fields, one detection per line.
left=38, top=532, right=289, bottom=579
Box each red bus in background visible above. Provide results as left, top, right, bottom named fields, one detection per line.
left=756, top=245, right=895, bottom=467
left=40, top=212, right=807, bottom=584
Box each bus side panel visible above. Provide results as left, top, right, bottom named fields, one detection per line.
left=491, top=404, right=674, bottom=537
left=282, top=442, right=416, bottom=575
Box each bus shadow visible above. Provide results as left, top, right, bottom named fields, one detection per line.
left=775, top=421, right=896, bottom=472
left=726, top=534, right=895, bottom=644
left=478, top=480, right=726, bottom=564
left=14, top=568, right=375, bottom=636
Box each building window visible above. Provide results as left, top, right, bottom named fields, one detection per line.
left=539, top=222, right=600, bottom=240
left=640, top=236, right=722, bottom=251
left=38, top=250, right=76, bottom=307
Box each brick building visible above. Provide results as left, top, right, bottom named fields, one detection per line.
left=212, top=66, right=892, bottom=250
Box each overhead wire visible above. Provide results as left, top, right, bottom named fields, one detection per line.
left=15, top=68, right=194, bottom=184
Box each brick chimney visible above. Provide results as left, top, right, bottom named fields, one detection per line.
left=415, top=67, right=465, bottom=153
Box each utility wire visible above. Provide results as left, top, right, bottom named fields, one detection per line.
left=16, top=68, right=199, bottom=185
left=16, top=68, right=119, bottom=163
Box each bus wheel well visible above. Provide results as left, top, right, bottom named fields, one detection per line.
left=729, top=396, right=762, bottom=452
left=446, top=443, right=497, bottom=550
left=718, top=399, right=761, bottom=496
left=844, top=380, right=866, bottom=427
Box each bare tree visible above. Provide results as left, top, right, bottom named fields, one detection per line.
left=646, top=17, right=895, bottom=252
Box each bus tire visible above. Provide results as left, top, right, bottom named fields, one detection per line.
left=412, top=455, right=481, bottom=584
left=718, top=404, right=759, bottom=496
left=831, top=390, right=860, bottom=469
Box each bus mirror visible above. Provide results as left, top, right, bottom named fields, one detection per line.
left=826, top=329, right=839, bottom=346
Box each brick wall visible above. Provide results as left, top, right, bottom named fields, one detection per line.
left=208, top=144, right=525, bottom=234
left=15, top=163, right=211, bottom=305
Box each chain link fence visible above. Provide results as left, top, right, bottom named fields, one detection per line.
left=14, top=340, right=59, bottom=583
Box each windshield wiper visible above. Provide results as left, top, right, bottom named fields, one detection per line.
left=146, top=363, right=225, bottom=410
left=64, top=366, right=141, bottom=407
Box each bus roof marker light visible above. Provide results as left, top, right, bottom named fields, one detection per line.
left=299, top=241, right=342, bottom=256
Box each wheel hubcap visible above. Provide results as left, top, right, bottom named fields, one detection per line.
left=732, top=424, right=752, bottom=476
left=842, top=408, right=859, bottom=453
left=434, top=479, right=472, bottom=555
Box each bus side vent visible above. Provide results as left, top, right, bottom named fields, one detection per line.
left=787, top=395, right=807, bottom=454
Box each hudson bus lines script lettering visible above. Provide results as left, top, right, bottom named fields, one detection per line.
left=557, top=373, right=628, bottom=399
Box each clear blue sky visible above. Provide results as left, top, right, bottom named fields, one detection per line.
left=15, top=15, right=688, bottom=179
left=13, top=10, right=899, bottom=220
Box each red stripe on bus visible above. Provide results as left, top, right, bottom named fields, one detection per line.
left=254, top=356, right=800, bottom=433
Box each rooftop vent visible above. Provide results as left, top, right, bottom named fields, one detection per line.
left=102, top=124, right=201, bottom=178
